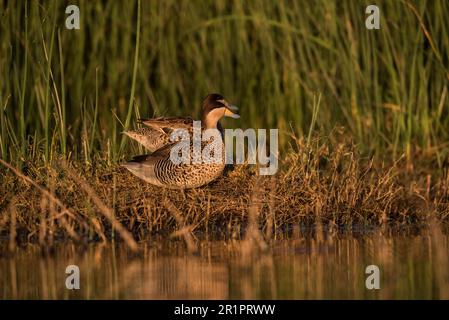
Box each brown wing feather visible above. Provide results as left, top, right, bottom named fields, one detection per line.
left=138, top=117, right=194, bottom=132
left=124, top=116, right=195, bottom=152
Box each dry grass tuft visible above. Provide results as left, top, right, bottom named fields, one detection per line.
left=1, top=137, right=449, bottom=248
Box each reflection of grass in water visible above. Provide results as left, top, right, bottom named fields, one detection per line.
left=0, top=233, right=448, bottom=299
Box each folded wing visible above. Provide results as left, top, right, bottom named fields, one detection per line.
left=123, top=117, right=193, bottom=153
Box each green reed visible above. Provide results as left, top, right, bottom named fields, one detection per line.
left=0, top=0, right=448, bottom=165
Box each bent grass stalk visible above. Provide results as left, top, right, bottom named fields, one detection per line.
left=119, top=0, right=141, bottom=158
left=41, top=8, right=57, bottom=162
left=18, top=2, right=28, bottom=161
left=57, top=29, right=67, bottom=156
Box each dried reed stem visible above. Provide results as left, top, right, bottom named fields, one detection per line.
left=63, top=164, right=138, bottom=252
left=163, top=198, right=197, bottom=253
left=9, top=198, right=17, bottom=252
left=243, top=175, right=268, bottom=252
left=0, top=159, right=81, bottom=242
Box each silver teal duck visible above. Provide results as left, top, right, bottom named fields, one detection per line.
left=122, top=93, right=239, bottom=189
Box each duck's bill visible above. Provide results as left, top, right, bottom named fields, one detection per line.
left=228, top=105, right=239, bottom=112
left=225, top=106, right=240, bottom=118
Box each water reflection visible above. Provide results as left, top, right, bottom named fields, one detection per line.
left=1, top=234, right=448, bottom=299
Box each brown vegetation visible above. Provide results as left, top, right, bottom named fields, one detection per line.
left=1, top=136, right=449, bottom=249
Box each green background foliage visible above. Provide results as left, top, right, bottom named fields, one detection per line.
left=0, top=0, right=448, bottom=164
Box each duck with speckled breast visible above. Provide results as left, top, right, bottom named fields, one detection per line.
left=122, top=93, right=239, bottom=189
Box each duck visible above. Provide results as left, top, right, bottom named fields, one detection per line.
left=122, top=93, right=240, bottom=189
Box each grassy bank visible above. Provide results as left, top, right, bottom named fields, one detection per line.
left=1, top=1, right=449, bottom=247
left=1, top=136, right=449, bottom=250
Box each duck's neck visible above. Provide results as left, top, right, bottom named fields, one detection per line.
left=202, top=108, right=224, bottom=129
left=203, top=117, right=220, bottom=129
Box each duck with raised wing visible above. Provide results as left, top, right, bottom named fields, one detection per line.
left=122, top=93, right=239, bottom=189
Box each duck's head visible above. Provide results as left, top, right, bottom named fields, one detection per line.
left=202, top=93, right=239, bottom=128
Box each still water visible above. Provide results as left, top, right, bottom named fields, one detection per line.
left=1, top=234, right=448, bottom=299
